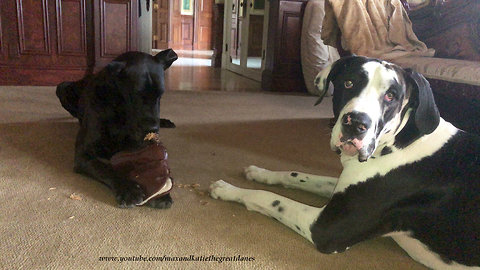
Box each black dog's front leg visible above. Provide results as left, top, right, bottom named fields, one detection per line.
left=74, top=152, right=145, bottom=208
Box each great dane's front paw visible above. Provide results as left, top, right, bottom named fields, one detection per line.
left=146, top=194, right=173, bottom=209
left=209, top=180, right=241, bottom=201
left=244, top=165, right=274, bottom=184
left=114, top=180, right=145, bottom=208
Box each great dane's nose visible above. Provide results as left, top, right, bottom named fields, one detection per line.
left=341, top=112, right=371, bottom=137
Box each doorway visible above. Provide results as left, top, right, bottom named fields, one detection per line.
left=222, top=0, right=268, bottom=81
left=152, top=0, right=213, bottom=51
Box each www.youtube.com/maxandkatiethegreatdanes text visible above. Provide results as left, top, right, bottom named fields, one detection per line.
left=99, top=254, right=256, bottom=263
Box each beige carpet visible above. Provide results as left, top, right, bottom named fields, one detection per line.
left=0, top=87, right=426, bottom=269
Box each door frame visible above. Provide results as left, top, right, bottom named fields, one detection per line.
left=222, top=0, right=269, bottom=81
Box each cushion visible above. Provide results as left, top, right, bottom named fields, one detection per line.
left=393, top=56, right=480, bottom=86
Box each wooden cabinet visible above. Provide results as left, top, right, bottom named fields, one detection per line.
left=0, top=0, right=138, bottom=85
left=93, top=0, right=137, bottom=71
left=262, top=0, right=307, bottom=92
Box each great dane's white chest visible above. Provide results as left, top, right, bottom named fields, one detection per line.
left=334, top=119, right=458, bottom=193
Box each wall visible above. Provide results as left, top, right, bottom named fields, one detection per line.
left=138, top=0, right=153, bottom=53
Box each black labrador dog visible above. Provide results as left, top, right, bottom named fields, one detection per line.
left=56, top=49, right=178, bottom=209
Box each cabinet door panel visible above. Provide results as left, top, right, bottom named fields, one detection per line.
left=16, top=0, right=51, bottom=55
left=94, top=0, right=137, bottom=70
left=57, top=0, right=87, bottom=56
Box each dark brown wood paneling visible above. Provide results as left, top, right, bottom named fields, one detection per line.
left=94, top=0, right=137, bottom=71
left=262, top=0, right=307, bottom=92
left=0, top=0, right=138, bottom=85
left=211, top=3, right=224, bottom=67
left=0, top=2, right=4, bottom=59
left=278, top=8, right=301, bottom=74
left=16, top=0, right=51, bottom=55
left=102, top=0, right=130, bottom=56
left=56, top=0, right=87, bottom=56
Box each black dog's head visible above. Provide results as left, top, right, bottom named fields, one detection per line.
left=315, top=56, right=440, bottom=162
left=57, top=49, right=178, bottom=154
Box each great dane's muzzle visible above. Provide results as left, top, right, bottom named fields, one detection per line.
left=334, top=111, right=374, bottom=162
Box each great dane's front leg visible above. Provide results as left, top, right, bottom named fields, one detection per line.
left=244, top=165, right=338, bottom=198
left=210, top=180, right=323, bottom=242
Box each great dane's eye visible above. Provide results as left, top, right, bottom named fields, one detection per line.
left=344, top=81, right=354, bottom=89
left=384, top=92, right=395, bottom=102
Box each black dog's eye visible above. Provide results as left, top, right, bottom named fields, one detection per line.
left=344, top=80, right=354, bottom=89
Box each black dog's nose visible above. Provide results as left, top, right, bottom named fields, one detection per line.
left=341, top=112, right=371, bottom=137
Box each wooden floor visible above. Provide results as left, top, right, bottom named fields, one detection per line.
left=165, top=57, right=263, bottom=92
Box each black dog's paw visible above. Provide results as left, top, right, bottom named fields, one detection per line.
left=146, top=194, right=173, bottom=209
left=113, top=180, right=145, bottom=208
left=160, top=118, right=176, bottom=128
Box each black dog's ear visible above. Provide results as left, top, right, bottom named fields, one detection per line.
left=155, top=49, right=178, bottom=70
left=405, top=69, right=440, bottom=135
left=56, top=81, right=82, bottom=121
left=105, top=61, right=126, bottom=75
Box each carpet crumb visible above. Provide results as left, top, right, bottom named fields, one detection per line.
left=69, top=193, right=82, bottom=201
left=49, top=187, right=56, bottom=191
left=68, top=216, right=75, bottom=219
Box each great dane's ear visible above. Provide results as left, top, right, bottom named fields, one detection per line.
left=105, top=61, right=126, bottom=75
left=405, top=69, right=440, bottom=135
left=155, top=49, right=178, bottom=70
left=313, top=63, right=334, bottom=106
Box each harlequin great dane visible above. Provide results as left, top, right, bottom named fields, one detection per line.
left=209, top=56, right=480, bottom=269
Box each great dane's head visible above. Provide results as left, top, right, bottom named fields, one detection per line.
left=315, top=56, right=440, bottom=162
left=57, top=49, right=178, bottom=149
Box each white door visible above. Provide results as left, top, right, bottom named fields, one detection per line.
left=222, top=0, right=269, bottom=81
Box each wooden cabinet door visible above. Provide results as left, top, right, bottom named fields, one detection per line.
left=0, top=0, right=91, bottom=85
left=262, top=0, right=307, bottom=92
left=181, top=15, right=194, bottom=49
left=0, top=1, right=8, bottom=62
left=153, top=0, right=170, bottom=49
left=93, top=0, right=138, bottom=71
left=194, top=0, right=212, bottom=50
left=0, top=0, right=139, bottom=85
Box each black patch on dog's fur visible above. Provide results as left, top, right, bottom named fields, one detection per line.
left=381, top=147, right=392, bottom=156
left=272, top=200, right=280, bottom=207
left=311, top=131, right=480, bottom=266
